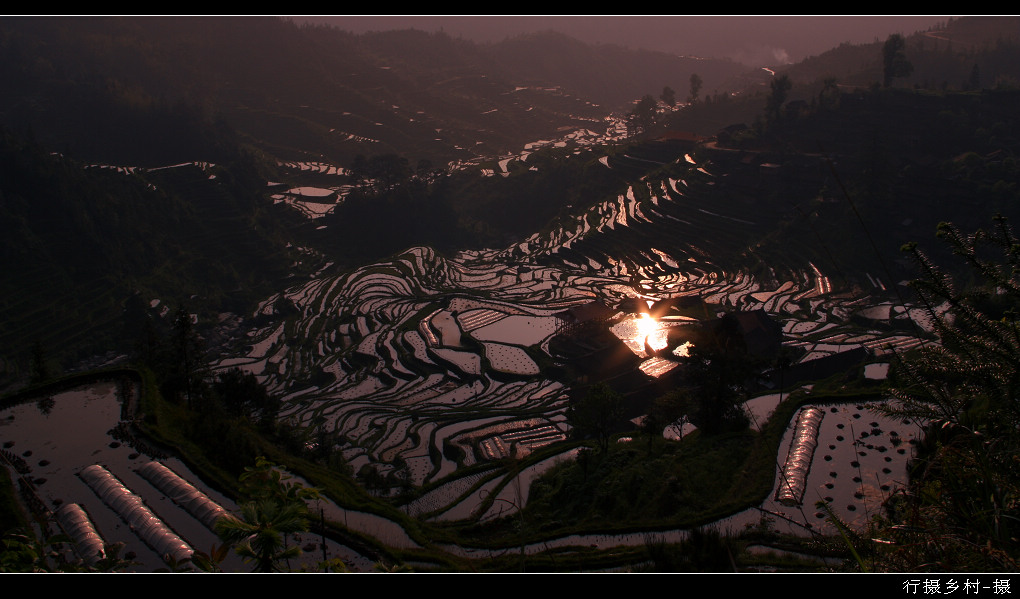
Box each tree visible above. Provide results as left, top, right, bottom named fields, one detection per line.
left=689, top=73, right=703, bottom=104
left=646, top=389, right=691, bottom=445
left=625, top=113, right=639, bottom=137
left=216, top=499, right=308, bottom=573
left=366, top=153, right=411, bottom=190
left=770, top=347, right=795, bottom=408
left=893, top=218, right=1020, bottom=433
left=357, top=464, right=386, bottom=494
left=882, top=34, right=913, bottom=88
left=660, top=86, right=676, bottom=108
left=818, top=77, right=840, bottom=111
left=349, top=154, right=367, bottom=185
left=629, top=95, right=658, bottom=134
left=213, top=367, right=279, bottom=428
left=568, top=383, right=625, bottom=453
left=640, top=402, right=666, bottom=452
left=764, top=74, right=791, bottom=127
left=166, top=306, right=205, bottom=408
left=878, top=217, right=1020, bottom=570
left=676, top=314, right=754, bottom=435
left=216, top=457, right=319, bottom=573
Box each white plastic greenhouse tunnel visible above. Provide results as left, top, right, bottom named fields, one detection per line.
left=776, top=407, right=825, bottom=506
left=79, top=464, right=193, bottom=564
left=136, top=461, right=231, bottom=531
left=55, top=503, right=106, bottom=565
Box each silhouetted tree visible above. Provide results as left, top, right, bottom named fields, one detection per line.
left=765, top=74, right=791, bottom=127
left=625, top=113, right=639, bottom=137
left=660, top=86, right=676, bottom=108
left=216, top=500, right=306, bottom=573
left=166, top=306, right=205, bottom=408
left=818, top=77, right=840, bottom=111
left=576, top=446, right=593, bottom=481
left=689, top=73, right=703, bottom=104
left=367, top=153, right=411, bottom=190
left=630, top=95, right=658, bottom=134
left=883, top=34, right=913, bottom=88
left=349, top=154, right=367, bottom=185
left=213, top=367, right=279, bottom=428
left=641, top=403, right=665, bottom=453
left=645, top=389, right=691, bottom=449
left=568, top=383, right=625, bottom=453
left=677, top=314, right=754, bottom=435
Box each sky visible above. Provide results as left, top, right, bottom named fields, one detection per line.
left=295, top=16, right=953, bottom=67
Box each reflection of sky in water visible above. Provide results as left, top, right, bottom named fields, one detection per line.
left=1, top=382, right=124, bottom=482
left=864, top=362, right=889, bottom=379
left=672, top=340, right=693, bottom=358
left=610, top=314, right=670, bottom=357
left=639, top=356, right=678, bottom=377
left=470, top=314, right=560, bottom=346
left=0, top=383, right=236, bottom=570
left=2, top=382, right=376, bottom=571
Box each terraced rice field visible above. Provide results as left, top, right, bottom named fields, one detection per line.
left=214, top=151, right=935, bottom=522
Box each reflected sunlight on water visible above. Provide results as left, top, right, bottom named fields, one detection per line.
left=610, top=313, right=673, bottom=357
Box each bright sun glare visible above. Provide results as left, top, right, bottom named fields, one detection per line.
left=636, top=312, right=657, bottom=338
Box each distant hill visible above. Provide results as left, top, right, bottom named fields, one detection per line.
left=484, top=30, right=746, bottom=110
left=0, top=17, right=744, bottom=168
left=658, top=16, right=1020, bottom=138
left=3, top=17, right=1015, bottom=170
left=774, top=16, right=1020, bottom=93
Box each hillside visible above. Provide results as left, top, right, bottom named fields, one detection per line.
left=768, top=17, right=1020, bottom=95
left=0, top=17, right=736, bottom=168
left=0, top=130, right=312, bottom=383
left=484, top=30, right=746, bottom=109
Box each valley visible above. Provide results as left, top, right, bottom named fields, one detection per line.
left=235, top=134, right=927, bottom=497
left=2, top=16, right=1019, bottom=573
left=1, top=116, right=934, bottom=572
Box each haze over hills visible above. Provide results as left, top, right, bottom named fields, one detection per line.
left=1, top=16, right=1020, bottom=573
left=310, top=15, right=954, bottom=67
left=0, top=16, right=1003, bottom=169
left=0, top=16, right=742, bottom=166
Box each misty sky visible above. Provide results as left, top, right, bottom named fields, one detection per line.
left=295, top=16, right=953, bottom=67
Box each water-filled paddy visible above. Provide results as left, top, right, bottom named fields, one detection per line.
left=1, top=380, right=374, bottom=572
